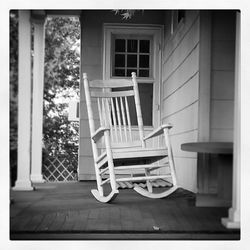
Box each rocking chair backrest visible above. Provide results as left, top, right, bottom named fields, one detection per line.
left=83, top=72, right=145, bottom=149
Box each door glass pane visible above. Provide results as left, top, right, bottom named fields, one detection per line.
left=140, top=40, right=150, bottom=53
left=115, top=39, right=125, bottom=52
left=127, top=55, right=137, bottom=67
left=113, top=38, right=151, bottom=78
left=114, top=69, right=125, bottom=76
left=127, top=39, right=138, bottom=52
left=115, top=54, right=125, bottom=67
left=139, top=55, right=149, bottom=68
left=126, top=69, right=135, bottom=77
left=139, top=70, right=149, bottom=77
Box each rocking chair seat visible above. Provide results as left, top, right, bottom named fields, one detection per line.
left=97, top=147, right=168, bottom=167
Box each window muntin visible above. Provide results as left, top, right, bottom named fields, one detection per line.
left=112, top=36, right=152, bottom=78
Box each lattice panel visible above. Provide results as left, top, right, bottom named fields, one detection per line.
left=42, top=155, right=78, bottom=182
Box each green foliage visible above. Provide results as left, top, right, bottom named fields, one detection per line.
left=10, top=10, right=18, bottom=185
left=10, top=11, right=18, bottom=151
left=112, top=10, right=142, bottom=19
left=43, top=17, right=80, bottom=159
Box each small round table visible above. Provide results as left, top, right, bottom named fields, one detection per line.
left=181, top=142, right=233, bottom=154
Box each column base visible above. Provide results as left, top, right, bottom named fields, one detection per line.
left=12, top=180, right=34, bottom=191
left=30, top=174, right=45, bottom=183
left=221, top=217, right=240, bottom=229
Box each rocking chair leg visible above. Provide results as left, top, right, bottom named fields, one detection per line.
left=134, top=185, right=178, bottom=199
left=91, top=189, right=119, bottom=203
left=91, top=143, right=119, bottom=203
left=145, top=169, right=153, bottom=193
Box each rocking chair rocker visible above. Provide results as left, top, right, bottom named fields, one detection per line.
left=83, top=72, right=179, bottom=202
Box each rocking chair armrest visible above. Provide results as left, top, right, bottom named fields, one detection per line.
left=91, top=127, right=110, bottom=143
left=143, top=123, right=173, bottom=141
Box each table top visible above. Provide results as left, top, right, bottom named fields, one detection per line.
left=181, top=142, right=233, bottom=154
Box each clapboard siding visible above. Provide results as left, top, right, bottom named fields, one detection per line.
left=211, top=71, right=235, bottom=100
left=211, top=41, right=235, bottom=71
left=162, top=11, right=200, bottom=192
left=210, top=129, right=234, bottom=142
left=80, top=138, right=93, bottom=156
left=212, top=11, right=237, bottom=41
left=80, top=100, right=100, bottom=120
left=82, top=46, right=102, bottom=66
left=163, top=73, right=199, bottom=118
left=163, top=11, right=199, bottom=61
left=174, top=157, right=198, bottom=192
left=211, top=101, right=234, bottom=129
left=170, top=130, right=198, bottom=158
left=163, top=16, right=200, bottom=81
left=81, top=66, right=103, bottom=80
left=163, top=44, right=199, bottom=99
left=210, top=11, right=235, bottom=142
left=162, top=101, right=199, bottom=136
left=80, top=119, right=90, bottom=138
left=78, top=156, right=97, bottom=180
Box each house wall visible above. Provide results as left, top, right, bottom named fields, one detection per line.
left=161, top=10, right=236, bottom=192
left=210, top=11, right=236, bottom=141
left=162, top=11, right=200, bottom=192
left=78, top=10, right=236, bottom=195
left=79, top=10, right=165, bottom=180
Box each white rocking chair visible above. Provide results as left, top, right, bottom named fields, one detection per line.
left=83, top=72, right=179, bottom=202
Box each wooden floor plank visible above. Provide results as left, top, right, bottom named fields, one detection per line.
left=108, top=206, right=122, bottom=230
left=11, top=216, right=33, bottom=231
left=94, top=208, right=110, bottom=230
left=171, top=205, right=193, bottom=231
left=88, top=208, right=99, bottom=219
left=61, top=210, right=79, bottom=231
left=72, top=210, right=89, bottom=231
left=36, top=212, right=57, bottom=231
left=48, top=212, right=66, bottom=231
left=23, top=214, right=45, bottom=231
left=177, top=205, right=197, bottom=231
left=120, top=206, right=134, bottom=230
left=154, top=207, right=177, bottom=231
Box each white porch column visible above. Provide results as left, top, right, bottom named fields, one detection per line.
left=221, top=11, right=240, bottom=229
left=30, top=17, right=46, bottom=183
left=13, top=10, right=33, bottom=191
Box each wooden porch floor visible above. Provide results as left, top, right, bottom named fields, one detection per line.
left=10, top=181, right=240, bottom=240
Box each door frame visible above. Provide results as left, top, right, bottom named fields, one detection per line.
left=102, top=23, right=163, bottom=130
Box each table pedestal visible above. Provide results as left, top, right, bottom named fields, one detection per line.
left=181, top=142, right=233, bottom=207
left=196, top=154, right=232, bottom=207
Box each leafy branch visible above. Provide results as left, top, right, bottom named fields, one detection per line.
left=112, top=10, right=142, bottom=19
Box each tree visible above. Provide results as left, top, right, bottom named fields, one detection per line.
left=43, top=16, right=80, bottom=162
left=113, top=10, right=143, bottom=19
left=10, top=11, right=18, bottom=186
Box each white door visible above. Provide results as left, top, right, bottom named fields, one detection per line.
left=103, top=24, right=163, bottom=136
